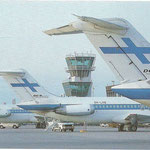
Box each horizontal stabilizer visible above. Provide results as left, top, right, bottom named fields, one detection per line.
left=0, top=70, right=25, bottom=77
left=44, top=15, right=128, bottom=36
left=44, top=24, right=82, bottom=36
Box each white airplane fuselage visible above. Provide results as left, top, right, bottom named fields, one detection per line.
left=18, top=97, right=150, bottom=125
left=0, top=105, right=37, bottom=123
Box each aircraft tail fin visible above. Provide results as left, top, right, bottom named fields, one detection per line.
left=44, top=15, right=150, bottom=83
left=0, top=69, right=49, bottom=101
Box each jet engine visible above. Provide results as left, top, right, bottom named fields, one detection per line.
left=55, top=104, right=95, bottom=116
left=0, top=108, right=11, bottom=118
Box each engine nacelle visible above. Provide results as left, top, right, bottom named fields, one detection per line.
left=55, top=104, right=95, bottom=116
left=0, top=108, right=11, bottom=118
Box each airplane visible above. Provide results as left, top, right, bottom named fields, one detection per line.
left=0, top=104, right=46, bottom=129
left=1, top=70, right=150, bottom=131
left=44, top=15, right=150, bottom=107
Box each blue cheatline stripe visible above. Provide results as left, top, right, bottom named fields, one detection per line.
left=93, top=104, right=149, bottom=110
left=100, top=38, right=150, bottom=64
left=9, top=109, right=32, bottom=113
left=18, top=104, right=150, bottom=111
left=112, top=88, right=150, bottom=99
left=11, top=78, right=40, bottom=92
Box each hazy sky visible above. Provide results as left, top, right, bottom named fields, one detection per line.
left=0, top=1, right=150, bottom=104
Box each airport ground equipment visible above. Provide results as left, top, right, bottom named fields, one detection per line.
left=63, top=52, right=95, bottom=97
left=52, top=122, right=74, bottom=132
left=0, top=123, right=20, bottom=129
left=44, top=15, right=150, bottom=107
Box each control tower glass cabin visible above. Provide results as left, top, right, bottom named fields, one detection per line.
left=62, top=53, right=96, bottom=97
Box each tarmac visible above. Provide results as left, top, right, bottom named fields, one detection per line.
left=0, top=125, right=150, bottom=149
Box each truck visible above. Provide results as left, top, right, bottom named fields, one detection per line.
left=52, top=123, right=74, bottom=132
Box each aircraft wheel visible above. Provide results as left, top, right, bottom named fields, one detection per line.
left=36, top=123, right=40, bottom=128
left=118, top=124, right=124, bottom=132
left=13, top=125, right=18, bottom=129
left=131, top=125, right=137, bottom=132
left=0, top=125, right=4, bottom=129
left=126, top=125, right=137, bottom=132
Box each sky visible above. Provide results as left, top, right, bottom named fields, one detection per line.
left=0, top=0, right=150, bottom=104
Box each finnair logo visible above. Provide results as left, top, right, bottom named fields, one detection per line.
left=11, top=78, right=40, bottom=92
left=100, top=38, right=150, bottom=64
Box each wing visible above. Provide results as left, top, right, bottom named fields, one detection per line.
left=113, top=113, right=150, bottom=124
left=125, top=113, right=150, bottom=124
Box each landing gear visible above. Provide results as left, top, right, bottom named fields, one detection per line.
left=126, top=125, right=137, bottom=132
left=118, top=124, right=124, bottom=131
left=0, top=125, right=5, bottom=129
left=118, top=124, right=137, bottom=132
left=36, top=122, right=46, bottom=129
left=12, top=125, right=19, bottom=129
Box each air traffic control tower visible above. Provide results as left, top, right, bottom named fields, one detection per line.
left=62, top=52, right=96, bottom=97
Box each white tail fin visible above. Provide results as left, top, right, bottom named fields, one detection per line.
left=44, top=15, right=150, bottom=83
left=0, top=69, right=49, bottom=101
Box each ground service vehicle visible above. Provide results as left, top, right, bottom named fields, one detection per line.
left=52, top=123, right=74, bottom=132
left=0, top=123, right=20, bottom=129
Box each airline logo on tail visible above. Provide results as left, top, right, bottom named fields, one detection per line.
left=100, top=38, right=150, bottom=64
left=10, top=78, right=40, bottom=92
